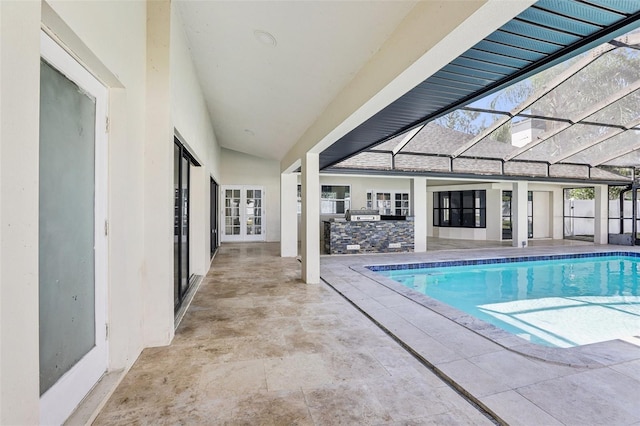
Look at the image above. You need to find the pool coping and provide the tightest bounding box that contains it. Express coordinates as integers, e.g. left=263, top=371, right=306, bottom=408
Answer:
left=360, top=250, right=640, bottom=367
left=320, top=244, right=640, bottom=425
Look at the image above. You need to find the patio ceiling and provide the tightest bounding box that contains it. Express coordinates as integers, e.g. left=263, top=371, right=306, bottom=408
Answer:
left=321, top=0, right=640, bottom=184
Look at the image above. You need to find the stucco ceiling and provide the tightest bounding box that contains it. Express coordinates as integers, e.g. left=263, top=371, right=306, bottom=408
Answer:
left=175, top=0, right=417, bottom=161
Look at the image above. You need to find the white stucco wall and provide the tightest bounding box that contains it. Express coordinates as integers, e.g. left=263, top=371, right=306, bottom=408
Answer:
left=0, top=1, right=223, bottom=423
left=220, top=148, right=281, bottom=242
left=171, top=8, right=222, bottom=277
left=1, top=2, right=42, bottom=423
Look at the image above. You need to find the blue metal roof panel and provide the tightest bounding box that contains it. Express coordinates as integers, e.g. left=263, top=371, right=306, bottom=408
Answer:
left=486, top=31, right=562, bottom=53
left=472, top=40, right=547, bottom=62
left=501, top=20, right=582, bottom=45
left=535, top=0, right=625, bottom=26
left=462, top=48, right=533, bottom=69
left=518, top=8, right=603, bottom=35
left=452, top=56, right=519, bottom=75
left=583, top=0, right=640, bottom=15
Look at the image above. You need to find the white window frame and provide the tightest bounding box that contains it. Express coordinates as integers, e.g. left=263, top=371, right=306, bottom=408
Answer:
left=221, top=185, right=266, bottom=242
left=367, top=190, right=410, bottom=216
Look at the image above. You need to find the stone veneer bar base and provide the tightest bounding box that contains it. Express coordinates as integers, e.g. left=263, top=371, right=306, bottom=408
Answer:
left=323, top=220, right=414, bottom=254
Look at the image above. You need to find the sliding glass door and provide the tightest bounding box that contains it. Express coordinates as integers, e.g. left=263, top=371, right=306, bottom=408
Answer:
left=174, top=140, right=194, bottom=310
left=211, top=177, right=219, bottom=257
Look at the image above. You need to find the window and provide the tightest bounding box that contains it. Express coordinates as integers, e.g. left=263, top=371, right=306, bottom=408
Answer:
left=395, top=193, right=410, bottom=216
left=433, top=190, right=486, bottom=228
left=366, top=190, right=410, bottom=216
left=321, top=185, right=350, bottom=214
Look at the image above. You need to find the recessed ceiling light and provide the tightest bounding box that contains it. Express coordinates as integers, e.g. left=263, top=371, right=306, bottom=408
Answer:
left=244, top=129, right=255, bottom=136
left=254, top=30, right=277, bottom=47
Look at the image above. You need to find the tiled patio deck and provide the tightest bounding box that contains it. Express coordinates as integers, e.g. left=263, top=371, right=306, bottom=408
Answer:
left=93, top=243, right=493, bottom=425
left=93, top=240, right=640, bottom=425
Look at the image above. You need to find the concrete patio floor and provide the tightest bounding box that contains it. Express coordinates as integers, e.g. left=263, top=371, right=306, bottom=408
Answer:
left=93, top=242, right=494, bottom=425
left=92, top=240, right=640, bottom=425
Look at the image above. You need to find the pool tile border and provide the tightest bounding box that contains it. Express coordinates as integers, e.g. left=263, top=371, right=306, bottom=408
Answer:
left=365, top=251, right=640, bottom=272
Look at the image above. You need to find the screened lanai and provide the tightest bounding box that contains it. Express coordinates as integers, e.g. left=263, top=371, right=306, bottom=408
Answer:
left=329, top=28, right=640, bottom=184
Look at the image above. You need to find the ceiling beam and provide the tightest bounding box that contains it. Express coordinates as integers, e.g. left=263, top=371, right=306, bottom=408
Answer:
left=392, top=124, right=424, bottom=156
left=591, top=137, right=640, bottom=166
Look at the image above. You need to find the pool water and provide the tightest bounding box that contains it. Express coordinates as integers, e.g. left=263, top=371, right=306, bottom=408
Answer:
left=374, top=255, right=640, bottom=348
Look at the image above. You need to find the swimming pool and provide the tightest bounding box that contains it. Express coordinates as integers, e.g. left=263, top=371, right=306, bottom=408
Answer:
left=369, top=253, right=640, bottom=348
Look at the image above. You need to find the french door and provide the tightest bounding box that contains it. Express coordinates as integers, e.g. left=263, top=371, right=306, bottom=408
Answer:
left=39, top=32, right=108, bottom=424
left=221, top=186, right=265, bottom=242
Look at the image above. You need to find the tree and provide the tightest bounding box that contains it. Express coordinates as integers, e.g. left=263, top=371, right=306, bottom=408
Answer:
left=434, top=109, right=480, bottom=134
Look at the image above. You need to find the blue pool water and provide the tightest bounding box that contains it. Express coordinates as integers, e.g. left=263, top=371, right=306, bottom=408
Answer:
left=371, top=254, right=640, bottom=348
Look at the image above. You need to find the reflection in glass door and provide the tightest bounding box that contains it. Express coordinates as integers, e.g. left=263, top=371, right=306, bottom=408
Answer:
left=222, top=186, right=265, bottom=242
left=211, top=178, right=219, bottom=257
left=224, top=189, right=241, bottom=237
left=174, top=139, right=196, bottom=311
left=502, top=191, right=534, bottom=240
left=245, top=189, right=263, bottom=237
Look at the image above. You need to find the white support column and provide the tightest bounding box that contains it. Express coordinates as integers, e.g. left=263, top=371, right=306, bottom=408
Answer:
left=280, top=172, right=298, bottom=257
left=486, top=189, right=502, bottom=241
left=189, top=166, right=207, bottom=276
left=411, top=177, right=427, bottom=252
left=301, top=153, right=320, bottom=283
left=143, top=0, right=174, bottom=346
left=594, top=184, right=608, bottom=244
left=551, top=187, right=564, bottom=239
left=512, top=181, right=529, bottom=248
left=0, top=2, right=41, bottom=423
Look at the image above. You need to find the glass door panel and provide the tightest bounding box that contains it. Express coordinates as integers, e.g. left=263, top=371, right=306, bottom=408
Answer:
left=40, top=58, right=96, bottom=396
left=174, top=144, right=180, bottom=306
left=225, top=189, right=241, bottom=237
left=502, top=191, right=512, bottom=240
left=210, top=178, right=219, bottom=256
left=245, top=189, right=263, bottom=237
left=173, top=140, right=194, bottom=311
left=39, top=32, right=108, bottom=425
left=180, top=157, right=190, bottom=296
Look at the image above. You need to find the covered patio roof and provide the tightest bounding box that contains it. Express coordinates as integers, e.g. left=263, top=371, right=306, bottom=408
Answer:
left=321, top=0, right=640, bottom=184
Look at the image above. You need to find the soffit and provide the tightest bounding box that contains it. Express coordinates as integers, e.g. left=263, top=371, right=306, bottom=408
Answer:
left=175, top=0, right=417, bottom=161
